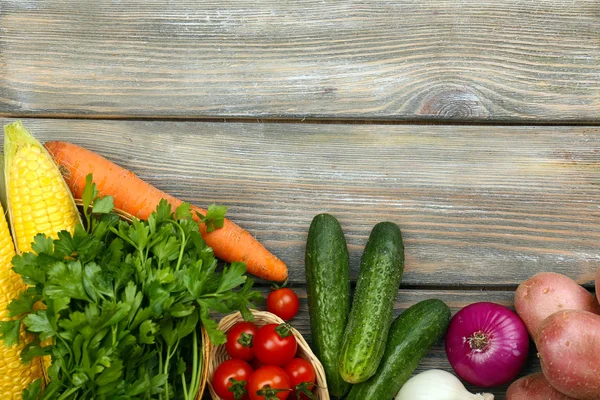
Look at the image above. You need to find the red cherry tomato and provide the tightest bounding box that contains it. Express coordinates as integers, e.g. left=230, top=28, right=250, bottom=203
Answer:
left=267, top=288, right=300, bottom=321
left=212, top=359, right=253, bottom=400
left=226, top=321, right=258, bottom=361
left=248, top=365, right=291, bottom=400
left=284, top=358, right=316, bottom=400
left=253, top=323, right=298, bottom=366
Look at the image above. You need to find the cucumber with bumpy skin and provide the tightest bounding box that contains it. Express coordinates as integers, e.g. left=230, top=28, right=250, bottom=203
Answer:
left=339, top=221, right=404, bottom=384
left=304, top=214, right=352, bottom=397
left=346, top=299, right=451, bottom=399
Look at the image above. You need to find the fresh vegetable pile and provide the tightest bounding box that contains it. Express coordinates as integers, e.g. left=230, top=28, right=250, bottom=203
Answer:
left=0, top=121, right=289, bottom=399
left=2, top=121, right=599, bottom=400
left=1, top=175, right=263, bottom=399
left=302, top=213, right=600, bottom=400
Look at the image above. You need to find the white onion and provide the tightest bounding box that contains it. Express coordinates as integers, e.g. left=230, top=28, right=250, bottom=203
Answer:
left=395, top=370, right=494, bottom=400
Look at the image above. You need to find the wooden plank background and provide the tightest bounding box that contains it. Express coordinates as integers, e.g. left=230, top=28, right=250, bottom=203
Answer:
left=1, top=0, right=599, bottom=398
left=1, top=119, right=598, bottom=288
left=0, top=0, right=598, bottom=121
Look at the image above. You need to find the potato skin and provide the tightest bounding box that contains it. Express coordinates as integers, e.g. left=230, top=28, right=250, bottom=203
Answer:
left=596, top=268, right=600, bottom=305
left=515, top=272, right=600, bottom=339
left=537, top=310, right=600, bottom=400
left=506, top=373, right=575, bottom=400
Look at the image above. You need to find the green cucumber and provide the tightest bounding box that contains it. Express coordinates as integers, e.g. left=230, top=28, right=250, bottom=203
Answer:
left=339, top=221, right=404, bottom=384
left=346, top=299, right=451, bottom=400
left=304, top=214, right=352, bottom=397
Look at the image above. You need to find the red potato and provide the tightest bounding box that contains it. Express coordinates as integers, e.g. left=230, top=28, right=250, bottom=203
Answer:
left=596, top=268, right=600, bottom=305
left=514, top=272, right=600, bottom=339
left=506, top=373, right=576, bottom=400
left=537, top=310, right=600, bottom=400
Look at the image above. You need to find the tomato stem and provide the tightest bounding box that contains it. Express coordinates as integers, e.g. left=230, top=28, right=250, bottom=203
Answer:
left=271, top=279, right=289, bottom=290
left=256, top=384, right=291, bottom=400
left=238, top=332, right=253, bottom=348
left=228, top=378, right=248, bottom=400
left=275, top=323, right=293, bottom=338
left=295, top=381, right=316, bottom=400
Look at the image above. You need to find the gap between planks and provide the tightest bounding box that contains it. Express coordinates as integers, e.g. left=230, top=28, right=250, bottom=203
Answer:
left=1, top=113, right=599, bottom=127
left=255, top=282, right=597, bottom=292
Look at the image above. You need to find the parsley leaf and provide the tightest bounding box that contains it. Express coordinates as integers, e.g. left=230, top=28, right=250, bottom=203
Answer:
left=175, top=310, right=199, bottom=341
left=175, top=202, right=192, bottom=220
left=81, top=174, right=97, bottom=213
left=199, top=203, right=227, bottom=233
left=95, top=357, right=124, bottom=386
left=217, top=262, right=248, bottom=293
left=199, top=306, right=226, bottom=345
left=153, top=199, right=173, bottom=224
left=21, top=379, right=43, bottom=400
left=82, top=263, right=113, bottom=303
left=52, top=230, right=77, bottom=259
left=128, top=218, right=150, bottom=251
left=152, top=235, right=180, bottom=266
left=138, top=320, right=158, bottom=345
left=12, top=252, right=46, bottom=285
left=45, top=261, right=90, bottom=301
left=7, top=287, right=40, bottom=317
left=0, top=318, right=22, bottom=346
left=31, top=233, right=54, bottom=255
left=92, top=195, right=114, bottom=214
left=23, top=311, right=54, bottom=341
left=21, top=340, right=52, bottom=363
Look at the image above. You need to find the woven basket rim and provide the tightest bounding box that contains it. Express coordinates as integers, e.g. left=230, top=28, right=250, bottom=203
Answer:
left=204, top=310, right=330, bottom=400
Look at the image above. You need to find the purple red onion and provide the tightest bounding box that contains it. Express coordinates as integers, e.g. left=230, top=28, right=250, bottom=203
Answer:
left=445, top=302, right=529, bottom=388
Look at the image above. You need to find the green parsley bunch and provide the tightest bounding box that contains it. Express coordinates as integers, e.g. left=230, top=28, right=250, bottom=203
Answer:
left=1, top=175, right=262, bottom=400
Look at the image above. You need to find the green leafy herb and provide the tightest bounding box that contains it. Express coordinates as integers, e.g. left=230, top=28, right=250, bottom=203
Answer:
left=22, top=379, right=43, bottom=400
left=0, top=176, right=260, bottom=400
left=198, top=203, right=227, bottom=233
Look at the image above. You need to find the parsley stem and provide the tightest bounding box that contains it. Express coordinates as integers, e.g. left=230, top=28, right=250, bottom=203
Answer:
left=112, top=325, right=117, bottom=346
left=57, top=386, right=80, bottom=400
left=188, top=326, right=200, bottom=400
left=109, top=226, right=138, bottom=249
left=157, top=340, right=164, bottom=400
left=164, top=340, right=179, bottom=400
left=51, top=335, right=75, bottom=384
left=181, top=370, right=189, bottom=400
left=173, top=221, right=187, bottom=272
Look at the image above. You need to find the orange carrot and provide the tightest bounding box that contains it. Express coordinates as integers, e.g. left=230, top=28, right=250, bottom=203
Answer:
left=44, top=141, right=288, bottom=282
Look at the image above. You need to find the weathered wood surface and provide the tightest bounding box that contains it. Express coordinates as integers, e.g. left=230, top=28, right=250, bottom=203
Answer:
left=204, top=288, right=538, bottom=399
left=2, top=118, right=598, bottom=288
left=1, top=0, right=599, bottom=122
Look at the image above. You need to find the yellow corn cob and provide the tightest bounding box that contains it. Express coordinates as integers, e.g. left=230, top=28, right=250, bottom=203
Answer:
left=0, top=199, right=45, bottom=398
left=4, top=121, right=81, bottom=254
left=3, top=121, right=82, bottom=387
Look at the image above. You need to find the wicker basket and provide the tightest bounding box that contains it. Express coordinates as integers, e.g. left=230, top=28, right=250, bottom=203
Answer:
left=205, top=310, right=330, bottom=400
left=197, top=327, right=212, bottom=399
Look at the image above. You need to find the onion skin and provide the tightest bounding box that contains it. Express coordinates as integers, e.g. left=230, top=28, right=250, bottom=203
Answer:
left=514, top=272, right=600, bottom=340
left=445, top=302, right=529, bottom=388
left=506, top=373, right=575, bottom=400
left=537, top=310, right=600, bottom=400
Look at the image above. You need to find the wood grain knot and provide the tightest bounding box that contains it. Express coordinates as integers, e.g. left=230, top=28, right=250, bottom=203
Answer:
left=418, top=86, right=489, bottom=119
